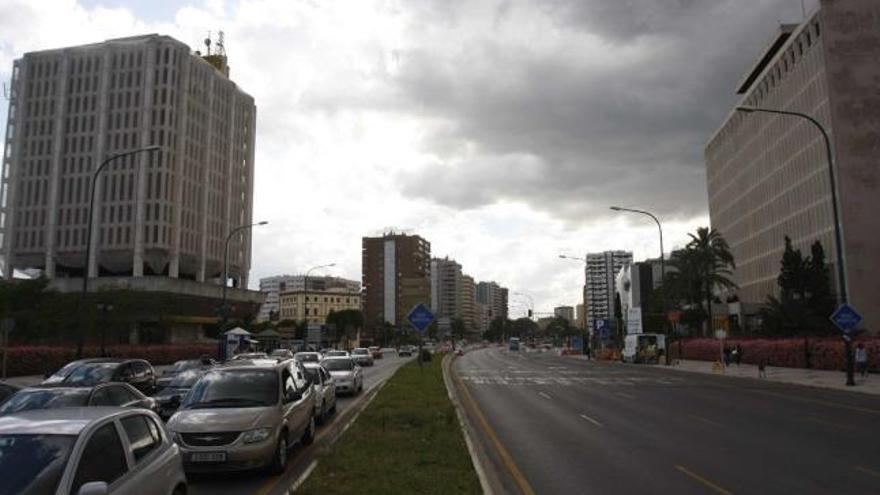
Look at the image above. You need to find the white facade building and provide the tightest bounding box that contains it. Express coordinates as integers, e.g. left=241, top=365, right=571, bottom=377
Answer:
left=585, top=250, right=632, bottom=330
left=1, top=34, right=256, bottom=288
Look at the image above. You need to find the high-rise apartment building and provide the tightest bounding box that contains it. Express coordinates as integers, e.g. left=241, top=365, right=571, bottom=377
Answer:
left=362, top=232, right=431, bottom=336
left=460, top=274, right=476, bottom=331
left=0, top=34, right=256, bottom=288
left=430, top=257, right=462, bottom=320
left=706, top=0, right=880, bottom=329
left=554, top=306, right=574, bottom=323
left=476, top=281, right=509, bottom=323
left=585, top=250, right=632, bottom=330
left=258, top=274, right=360, bottom=322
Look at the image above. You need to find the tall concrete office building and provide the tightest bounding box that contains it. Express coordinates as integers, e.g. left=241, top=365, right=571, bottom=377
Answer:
left=554, top=306, right=575, bottom=323
left=0, top=34, right=256, bottom=289
left=706, top=0, right=880, bottom=330
left=460, top=274, right=476, bottom=331
left=585, top=250, right=632, bottom=330
left=476, top=280, right=509, bottom=323
left=362, top=232, right=431, bottom=337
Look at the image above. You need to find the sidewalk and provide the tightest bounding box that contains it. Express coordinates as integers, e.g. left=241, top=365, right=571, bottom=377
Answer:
left=656, top=359, right=880, bottom=395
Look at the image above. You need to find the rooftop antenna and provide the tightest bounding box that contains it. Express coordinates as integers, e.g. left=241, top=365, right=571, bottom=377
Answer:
left=204, top=31, right=212, bottom=56
left=217, top=30, right=226, bottom=57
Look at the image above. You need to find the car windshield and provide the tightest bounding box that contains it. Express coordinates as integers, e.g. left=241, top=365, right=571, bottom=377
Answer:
left=171, top=360, right=198, bottom=373
left=168, top=369, right=203, bottom=388
left=295, top=353, right=319, bottom=362
left=42, top=361, right=86, bottom=384
left=183, top=370, right=278, bottom=409
left=0, top=389, right=91, bottom=415
left=326, top=351, right=347, bottom=357
left=61, top=363, right=118, bottom=385
left=321, top=359, right=354, bottom=371
left=352, top=349, right=368, bottom=355
left=0, top=434, right=76, bottom=495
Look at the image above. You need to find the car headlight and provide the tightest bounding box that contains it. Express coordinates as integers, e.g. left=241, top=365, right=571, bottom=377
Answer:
left=241, top=427, right=273, bottom=444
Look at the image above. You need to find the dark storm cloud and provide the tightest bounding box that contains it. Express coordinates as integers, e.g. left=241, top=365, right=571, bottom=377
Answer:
left=386, top=0, right=809, bottom=223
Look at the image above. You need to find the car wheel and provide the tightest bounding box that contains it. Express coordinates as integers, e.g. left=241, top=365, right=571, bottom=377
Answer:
left=269, top=434, right=288, bottom=474
left=172, top=483, right=187, bottom=495
left=329, top=398, right=337, bottom=415
left=301, top=416, right=315, bottom=446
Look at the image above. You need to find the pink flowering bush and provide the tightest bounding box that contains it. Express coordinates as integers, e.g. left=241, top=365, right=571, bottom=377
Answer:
left=669, top=337, right=880, bottom=371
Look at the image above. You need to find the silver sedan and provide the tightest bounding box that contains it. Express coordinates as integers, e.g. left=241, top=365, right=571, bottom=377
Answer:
left=0, top=407, right=187, bottom=495
left=320, top=357, right=364, bottom=395
left=302, top=363, right=337, bottom=424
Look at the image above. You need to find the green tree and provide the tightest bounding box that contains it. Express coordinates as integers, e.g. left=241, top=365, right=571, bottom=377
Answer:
left=484, top=317, right=507, bottom=342
left=666, top=227, right=737, bottom=336
left=509, top=317, right=538, bottom=339
left=451, top=318, right=467, bottom=341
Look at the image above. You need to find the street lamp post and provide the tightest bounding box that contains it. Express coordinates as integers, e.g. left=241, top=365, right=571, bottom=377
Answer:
left=303, top=263, right=336, bottom=344
left=220, top=221, right=269, bottom=335
left=609, top=206, right=669, bottom=365
left=78, top=145, right=160, bottom=358
left=736, top=105, right=854, bottom=386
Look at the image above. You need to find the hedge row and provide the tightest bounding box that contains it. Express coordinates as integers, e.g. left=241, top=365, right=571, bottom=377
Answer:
left=668, top=337, right=880, bottom=371
left=2, top=344, right=218, bottom=377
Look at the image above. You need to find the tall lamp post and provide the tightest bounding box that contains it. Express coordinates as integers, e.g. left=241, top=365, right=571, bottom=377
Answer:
left=303, top=263, right=336, bottom=343
left=609, top=206, right=669, bottom=365
left=559, top=254, right=591, bottom=356
left=220, top=221, right=269, bottom=335
left=78, top=145, right=160, bottom=358
left=736, top=105, right=853, bottom=385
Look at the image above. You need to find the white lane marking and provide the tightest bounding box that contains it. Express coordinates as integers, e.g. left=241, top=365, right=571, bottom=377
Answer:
left=538, top=391, right=552, bottom=400
left=615, top=392, right=635, bottom=400
left=289, top=460, right=318, bottom=492
left=688, top=414, right=724, bottom=428
left=579, top=413, right=603, bottom=427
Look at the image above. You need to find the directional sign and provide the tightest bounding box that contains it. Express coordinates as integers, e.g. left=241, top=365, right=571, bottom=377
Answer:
left=831, top=303, right=862, bottom=333
left=406, top=303, right=435, bottom=334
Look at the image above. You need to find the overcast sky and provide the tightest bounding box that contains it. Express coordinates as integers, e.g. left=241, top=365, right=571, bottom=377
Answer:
left=0, top=0, right=816, bottom=316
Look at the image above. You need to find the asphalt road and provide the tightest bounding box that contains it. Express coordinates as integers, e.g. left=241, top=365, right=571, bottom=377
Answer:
left=188, top=351, right=412, bottom=495
left=455, top=346, right=880, bottom=495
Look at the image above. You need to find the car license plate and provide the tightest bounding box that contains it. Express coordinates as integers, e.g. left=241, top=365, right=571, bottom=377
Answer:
left=190, top=452, right=226, bottom=462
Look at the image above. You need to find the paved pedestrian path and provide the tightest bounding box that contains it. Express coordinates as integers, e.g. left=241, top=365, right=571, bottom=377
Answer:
left=656, top=359, right=880, bottom=395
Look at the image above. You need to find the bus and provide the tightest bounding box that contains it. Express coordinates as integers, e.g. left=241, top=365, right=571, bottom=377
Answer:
left=509, top=337, right=521, bottom=351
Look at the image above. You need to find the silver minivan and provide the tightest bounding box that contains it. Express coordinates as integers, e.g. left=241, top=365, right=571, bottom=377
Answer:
left=0, top=407, right=187, bottom=495
left=167, top=359, right=316, bottom=474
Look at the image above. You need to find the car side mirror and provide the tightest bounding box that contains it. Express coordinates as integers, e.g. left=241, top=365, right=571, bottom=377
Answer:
left=78, top=481, right=109, bottom=495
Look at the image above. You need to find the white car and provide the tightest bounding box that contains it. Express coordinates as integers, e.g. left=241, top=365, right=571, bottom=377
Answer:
left=302, top=363, right=337, bottom=424
left=0, top=407, right=187, bottom=495
left=320, top=357, right=363, bottom=395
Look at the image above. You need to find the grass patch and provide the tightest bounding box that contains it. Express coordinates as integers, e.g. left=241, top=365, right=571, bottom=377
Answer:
left=299, top=356, right=482, bottom=495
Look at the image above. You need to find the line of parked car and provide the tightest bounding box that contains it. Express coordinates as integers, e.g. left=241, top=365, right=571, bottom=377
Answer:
left=0, top=346, right=390, bottom=495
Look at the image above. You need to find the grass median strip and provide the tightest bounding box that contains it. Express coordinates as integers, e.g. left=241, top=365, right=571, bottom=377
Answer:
left=298, top=357, right=482, bottom=495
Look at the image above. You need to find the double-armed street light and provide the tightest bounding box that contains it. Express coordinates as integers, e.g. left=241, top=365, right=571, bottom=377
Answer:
left=736, top=105, right=854, bottom=386
left=220, top=221, right=269, bottom=334
left=609, top=206, right=670, bottom=365
left=78, top=145, right=161, bottom=357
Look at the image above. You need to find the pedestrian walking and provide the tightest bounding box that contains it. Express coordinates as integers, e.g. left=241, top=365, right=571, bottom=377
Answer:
left=723, top=346, right=731, bottom=367
left=735, top=344, right=743, bottom=366
left=585, top=344, right=592, bottom=361
left=758, top=356, right=767, bottom=379
left=855, top=343, right=869, bottom=379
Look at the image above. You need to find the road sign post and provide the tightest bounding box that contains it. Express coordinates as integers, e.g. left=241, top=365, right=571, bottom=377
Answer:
left=407, top=304, right=435, bottom=367
left=830, top=303, right=863, bottom=386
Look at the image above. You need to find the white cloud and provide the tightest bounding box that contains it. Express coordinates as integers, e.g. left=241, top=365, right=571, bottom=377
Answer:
left=2, top=0, right=811, bottom=314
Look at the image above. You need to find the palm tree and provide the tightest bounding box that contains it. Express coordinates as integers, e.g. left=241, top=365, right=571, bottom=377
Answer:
left=667, top=227, right=737, bottom=336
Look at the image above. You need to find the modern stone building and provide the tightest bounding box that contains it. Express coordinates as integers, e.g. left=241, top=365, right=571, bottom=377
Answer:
left=258, top=274, right=360, bottom=322
left=460, top=274, right=476, bottom=332
left=476, top=280, right=509, bottom=324
left=554, top=305, right=575, bottom=323
left=278, top=287, right=361, bottom=326
left=705, top=0, right=880, bottom=331
left=430, top=257, right=462, bottom=321
left=585, top=250, right=632, bottom=330
left=362, top=232, right=431, bottom=337
left=1, top=34, right=256, bottom=288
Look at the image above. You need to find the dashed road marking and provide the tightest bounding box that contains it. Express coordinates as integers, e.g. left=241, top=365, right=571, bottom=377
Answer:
left=675, top=465, right=734, bottom=495
left=538, top=391, right=552, bottom=400
left=615, top=392, right=636, bottom=400
left=579, top=413, right=603, bottom=427
left=688, top=414, right=724, bottom=428
left=855, top=465, right=880, bottom=479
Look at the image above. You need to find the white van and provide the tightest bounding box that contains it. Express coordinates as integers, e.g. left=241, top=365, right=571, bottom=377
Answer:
left=622, top=334, right=666, bottom=364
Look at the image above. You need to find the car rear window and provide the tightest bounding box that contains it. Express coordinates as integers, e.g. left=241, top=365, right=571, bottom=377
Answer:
left=321, top=359, right=354, bottom=371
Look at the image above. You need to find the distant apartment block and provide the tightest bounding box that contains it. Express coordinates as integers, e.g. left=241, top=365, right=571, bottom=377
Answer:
left=258, top=274, right=360, bottom=322
left=460, top=274, right=476, bottom=331
left=0, top=34, right=256, bottom=288
left=362, top=232, right=431, bottom=337
left=476, top=281, right=509, bottom=324
left=554, top=305, right=574, bottom=323
left=705, top=0, right=880, bottom=329
left=430, top=257, right=462, bottom=320
left=585, top=250, right=632, bottom=330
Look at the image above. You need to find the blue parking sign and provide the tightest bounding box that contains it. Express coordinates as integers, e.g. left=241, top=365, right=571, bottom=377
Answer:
left=831, top=303, right=862, bottom=333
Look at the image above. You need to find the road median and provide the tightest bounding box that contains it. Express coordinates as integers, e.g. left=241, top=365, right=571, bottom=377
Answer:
left=298, top=356, right=482, bottom=494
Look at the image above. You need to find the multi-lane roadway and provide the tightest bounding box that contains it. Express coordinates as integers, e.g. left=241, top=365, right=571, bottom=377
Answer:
left=454, top=346, right=880, bottom=495
left=188, top=351, right=412, bottom=495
